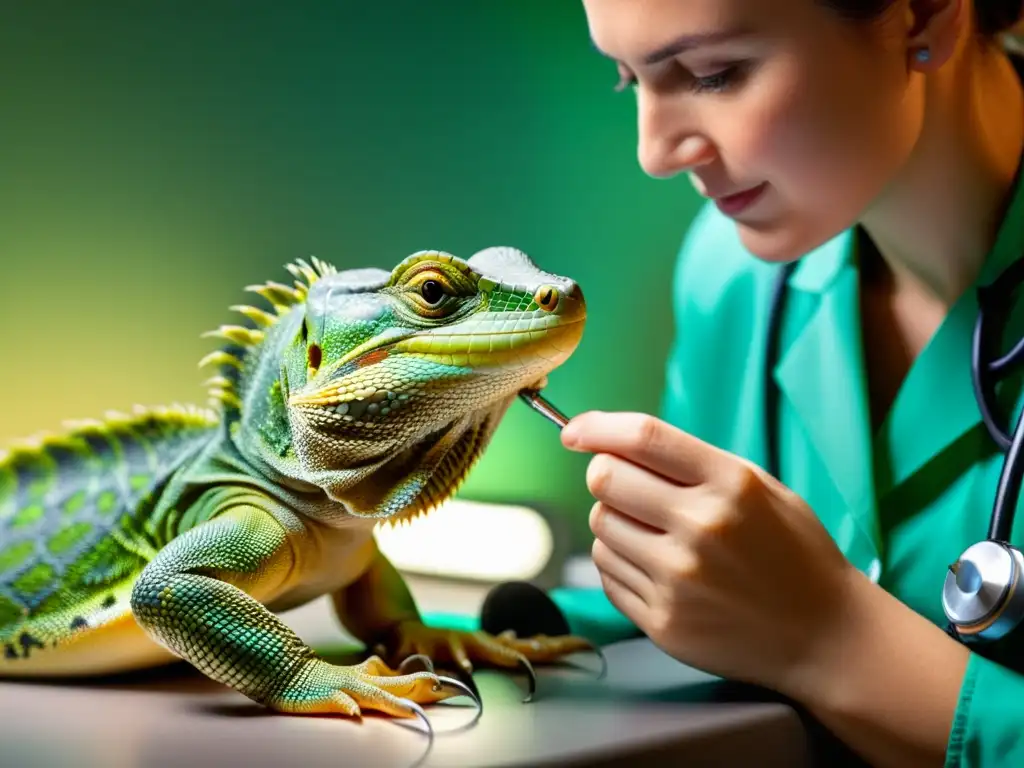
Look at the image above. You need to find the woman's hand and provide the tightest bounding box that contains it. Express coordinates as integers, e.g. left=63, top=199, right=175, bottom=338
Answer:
left=560, top=409, right=863, bottom=699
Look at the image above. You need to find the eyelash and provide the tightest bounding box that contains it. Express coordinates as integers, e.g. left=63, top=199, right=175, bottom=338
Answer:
left=614, top=63, right=748, bottom=95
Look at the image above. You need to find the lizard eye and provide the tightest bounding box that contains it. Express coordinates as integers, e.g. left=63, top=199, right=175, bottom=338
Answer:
left=420, top=280, right=445, bottom=305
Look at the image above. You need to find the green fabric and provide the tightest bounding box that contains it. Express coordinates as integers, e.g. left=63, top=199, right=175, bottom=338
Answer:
left=421, top=610, right=480, bottom=632
left=548, top=163, right=1024, bottom=766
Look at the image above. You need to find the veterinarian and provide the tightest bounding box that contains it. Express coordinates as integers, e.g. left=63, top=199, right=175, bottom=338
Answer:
left=546, top=2, right=1024, bottom=766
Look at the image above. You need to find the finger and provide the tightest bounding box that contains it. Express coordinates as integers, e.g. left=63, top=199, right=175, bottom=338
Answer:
left=562, top=411, right=719, bottom=485
left=598, top=569, right=647, bottom=629
left=586, top=452, right=682, bottom=531
left=591, top=535, right=654, bottom=604
left=589, top=501, right=662, bottom=571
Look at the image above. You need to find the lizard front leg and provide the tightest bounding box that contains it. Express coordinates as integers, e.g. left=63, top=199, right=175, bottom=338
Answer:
left=129, top=496, right=467, bottom=725
left=332, top=541, right=603, bottom=703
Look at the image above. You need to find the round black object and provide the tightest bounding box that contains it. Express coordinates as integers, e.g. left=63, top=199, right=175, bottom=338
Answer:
left=479, top=581, right=571, bottom=638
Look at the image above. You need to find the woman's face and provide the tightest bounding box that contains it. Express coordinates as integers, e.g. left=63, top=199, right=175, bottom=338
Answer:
left=582, top=0, right=925, bottom=261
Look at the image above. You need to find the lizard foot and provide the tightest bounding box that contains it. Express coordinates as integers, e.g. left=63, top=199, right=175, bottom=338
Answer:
left=269, top=654, right=478, bottom=724
left=268, top=655, right=481, bottom=767
left=375, top=620, right=606, bottom=703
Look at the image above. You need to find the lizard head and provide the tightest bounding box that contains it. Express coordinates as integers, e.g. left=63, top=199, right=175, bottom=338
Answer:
left=205, top=248, right=585, bottom=524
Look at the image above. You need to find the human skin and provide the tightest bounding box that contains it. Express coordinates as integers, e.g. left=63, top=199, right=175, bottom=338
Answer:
left=569, top=1, right=1024, bottom=767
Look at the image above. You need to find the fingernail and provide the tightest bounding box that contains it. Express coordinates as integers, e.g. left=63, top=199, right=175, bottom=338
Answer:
left=561, top=421, right=579, bottom=447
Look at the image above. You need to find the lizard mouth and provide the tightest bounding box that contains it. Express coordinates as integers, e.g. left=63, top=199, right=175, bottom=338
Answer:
left=288, top=317, right=585, bottom=410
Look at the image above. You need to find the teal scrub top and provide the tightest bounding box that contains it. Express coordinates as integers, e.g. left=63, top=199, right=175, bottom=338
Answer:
left=546, top=150, right=1024, bottom=767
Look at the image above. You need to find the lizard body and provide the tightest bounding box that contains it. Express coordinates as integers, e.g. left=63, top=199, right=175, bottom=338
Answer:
left=0, top=247, right=589, bottom=723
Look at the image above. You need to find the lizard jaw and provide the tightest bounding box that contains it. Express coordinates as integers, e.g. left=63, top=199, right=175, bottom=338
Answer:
left=286, top=319, right=582, bottom=411
left=525, top=374, right=549, bottom=392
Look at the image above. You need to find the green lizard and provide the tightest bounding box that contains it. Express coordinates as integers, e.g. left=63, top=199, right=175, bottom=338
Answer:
left=0, top=246, right=593, bottom=730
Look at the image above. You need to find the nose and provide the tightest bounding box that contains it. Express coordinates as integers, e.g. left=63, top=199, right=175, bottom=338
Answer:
left=637, top=97, right=715, bottom=179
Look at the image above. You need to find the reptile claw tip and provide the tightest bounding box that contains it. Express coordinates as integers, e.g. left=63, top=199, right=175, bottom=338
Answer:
left=518, top=655, right=537, bottom=703
left=398, top=653, right=435, bottom=675
left=435, top=674, right=483, bottom=731
left=397, top=698, right=435, bottom=768
left=587, top=642, right=609, bottom=680
left=451, top=664, right=481, bottom=705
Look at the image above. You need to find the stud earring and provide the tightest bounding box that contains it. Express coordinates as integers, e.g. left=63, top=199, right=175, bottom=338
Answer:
left=915, top=47, right=931, bottom=63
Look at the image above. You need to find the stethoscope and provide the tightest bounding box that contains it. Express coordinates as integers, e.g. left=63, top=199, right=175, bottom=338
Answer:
left=764, top=252, right=1024, bottom=648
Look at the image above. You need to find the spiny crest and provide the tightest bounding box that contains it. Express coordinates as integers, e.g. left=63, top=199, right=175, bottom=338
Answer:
left=0, top=403, right=218, bottom=467
left=377, top=454, right=477, bottom=530
left=198, top=256, right=338, bottom=414
left=378, top=417, right=491, bottom=529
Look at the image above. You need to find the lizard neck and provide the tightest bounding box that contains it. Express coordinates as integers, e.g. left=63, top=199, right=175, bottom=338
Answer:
left=220, top=308, right=314, bottom=489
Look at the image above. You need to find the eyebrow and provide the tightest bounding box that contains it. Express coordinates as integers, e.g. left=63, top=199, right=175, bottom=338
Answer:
left=591, top=28, right=753, bottom=65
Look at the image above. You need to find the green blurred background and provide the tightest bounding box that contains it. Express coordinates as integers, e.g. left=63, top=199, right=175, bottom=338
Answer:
left=0, top=1, right=704, bottom=553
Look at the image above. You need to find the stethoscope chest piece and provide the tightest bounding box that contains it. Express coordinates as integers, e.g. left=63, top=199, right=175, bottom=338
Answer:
left=943, top=540, right=1024, bottom=642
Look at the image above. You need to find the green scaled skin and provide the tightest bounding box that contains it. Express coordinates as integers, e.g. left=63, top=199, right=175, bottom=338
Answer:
left=0, top=247, right=592, bottom=724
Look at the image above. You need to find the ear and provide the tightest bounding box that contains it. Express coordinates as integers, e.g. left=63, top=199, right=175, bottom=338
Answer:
left=906, top=0, right=965, bottom=71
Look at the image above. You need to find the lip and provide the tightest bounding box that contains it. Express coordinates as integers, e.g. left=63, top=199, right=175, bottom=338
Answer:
left=713, top=182, right=767, bottom=216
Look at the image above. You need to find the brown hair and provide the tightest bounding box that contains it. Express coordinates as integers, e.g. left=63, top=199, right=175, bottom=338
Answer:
left=821, top=0, right=1023, bottom=37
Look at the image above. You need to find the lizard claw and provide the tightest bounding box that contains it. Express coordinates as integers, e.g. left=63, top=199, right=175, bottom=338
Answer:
left=444, top=663, right=482, bottom=708
left=496, top=629, right=605, bottom=683
left=399, top=652, right=481, bottom=711
left=434, top=674, right=483, bottom=731
left=569, top=638, right=608, bottom=680
left=375, top=620, right=601, bottom=706
left=398, top=653, right=435, bottom=675
left=391, top=698, right=435, bottom=768
left=516, top=653, right=538, bottom=703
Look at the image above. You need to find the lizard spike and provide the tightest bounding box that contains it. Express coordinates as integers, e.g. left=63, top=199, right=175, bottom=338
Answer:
left=8, top=431, right=56, bottom=453
left=36, top=432, right=90, bottom=453
left=229, top=304, right=277, bottom=328
left=299, top=257, right=323, bottom=277
left=209, top=388, right=243, bottom=410
left=243, top=285, right=289, bottom=314
left=203, top=376, right=234, bottom=390
left=316, top=256, right=337, bottom=275
left=285, top=260, right=319, bottom=286
left=60, top=417, right=107, bottom=431
left=243, top=281, right=304, bottom=312
left=177, top=403, right=215, bottom=421
left=185, top=403, right=217, bottom=421
left=198, top=350, right=245, bottom=371
left=201, top=325, right=265, bottom=347
left=23, top=431, right=48, bottom=447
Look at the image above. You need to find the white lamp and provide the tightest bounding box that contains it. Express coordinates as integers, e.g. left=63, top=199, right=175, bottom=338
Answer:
left=374, top=498, right=555, bottom=583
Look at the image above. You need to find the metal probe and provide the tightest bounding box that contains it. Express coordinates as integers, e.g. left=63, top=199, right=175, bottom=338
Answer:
left=518, top=389, right=570, bottom=429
